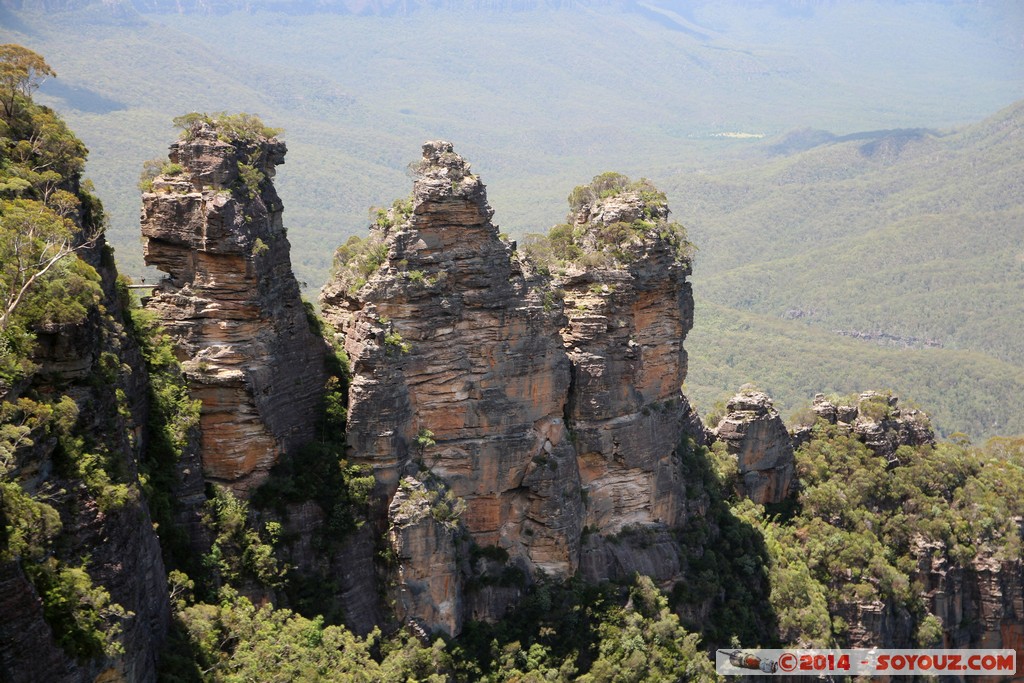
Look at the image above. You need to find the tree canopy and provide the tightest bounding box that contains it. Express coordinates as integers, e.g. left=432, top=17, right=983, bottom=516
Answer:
left=0, top=44, right=55, bottom=121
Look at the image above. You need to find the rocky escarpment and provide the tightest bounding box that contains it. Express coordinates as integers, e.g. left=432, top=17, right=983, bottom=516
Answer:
left=321, top=150, right=701, bottom=633
left=917, top=544, right=1024, bottom=673
left=712, top=389, right=794, bottom=505
left=141, top=121, right=327, bottom=494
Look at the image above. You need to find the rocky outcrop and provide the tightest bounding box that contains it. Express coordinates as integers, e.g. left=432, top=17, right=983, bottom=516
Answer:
left=321, top=151, right=701, bottom=631
left=388, top=475, right=465, bottom=637
left=321, top=142, right=582, bottom=585
left=917, top=541, right=1024, bottom=659
left=713, top=390, right=795, bottom=505
left=832, top=539, right=1024, bottom=681
left=808, top=391, right=934, bottom=462
left=555, top=180, right=698, bottom=533
left=141, top=121, right=327, bottom=494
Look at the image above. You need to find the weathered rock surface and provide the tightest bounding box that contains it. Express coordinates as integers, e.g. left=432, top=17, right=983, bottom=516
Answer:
left=322, top=150, right=701, bottom=633
left=388, top=475, right=465, bottom=637
left=833, top=539, right=1024, bottom=682
left=141, top=122, right=327, bottom=494
left=555, top=187, right=698, bottom=532
left=321, top=142, right=583, bottom=583
left=809, top=391, right=934, bottom=461
left=917, top=541, right=1024, bottom=658
left=714, top=390, right=795, bottom=504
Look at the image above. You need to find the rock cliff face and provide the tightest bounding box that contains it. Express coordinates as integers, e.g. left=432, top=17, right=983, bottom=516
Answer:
left=833, top=539, right=1024, bottom=678
left=321, top=142, right=581, bottom=582
left=556, top=187, right=698, bottom=532
left=919, top=547, right=1024, bottom=673
left=713, top=390, right=794, bottom=505
left=321, top=147, right=701, bottom=631
left=141, top=122, right=327, bottom=494
left=0, top=236, right=170, bottom=681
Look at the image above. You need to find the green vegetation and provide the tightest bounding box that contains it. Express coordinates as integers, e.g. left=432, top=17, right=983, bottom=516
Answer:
left=171, top=111, right=281, bottom=143
left=26, top=558, right=130, bottom=660
left=384, top=329, right=412, bottom=354
left=670, top=437, right=777, bottom=647
left=451, top=575, right=719, bottom=682
left=415, top=427, right=436, bottom=454
left=0, top=53, right=136, bottom=662
left=330, top=234, right=389, bottom=295
left=674, top=102, right=1024, bottom=438
left=522, top=173, right=693, bottom=274
left=0, top=45, right=101, bottom=348
left=396, top=472, right=467, bottom=530
left=746, top=428, right=1024, bottom=647
left=567, top=172, right=665, bottom=214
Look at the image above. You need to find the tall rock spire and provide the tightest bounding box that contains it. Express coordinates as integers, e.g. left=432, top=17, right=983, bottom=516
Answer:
left=141, top=117, right=327, bottom=494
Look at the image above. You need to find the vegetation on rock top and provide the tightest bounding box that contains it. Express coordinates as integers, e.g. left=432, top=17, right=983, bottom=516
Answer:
left=521, top=172, right=693, bottom=274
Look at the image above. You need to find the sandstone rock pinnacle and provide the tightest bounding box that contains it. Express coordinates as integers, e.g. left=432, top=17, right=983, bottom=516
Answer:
left=321, top=149, right=704, bottom=634
left=141, top=118, right=327, bottom=494
left=713, top=389, right=795, bottom=505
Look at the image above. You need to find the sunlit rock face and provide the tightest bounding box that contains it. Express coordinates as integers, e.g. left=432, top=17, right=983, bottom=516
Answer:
left=142, top=122, right=326, bottom=494
left=321, top=143, right=702, bottom=633
left=553, top=180, right=699, bottom=534
left=714, top=390, right=795, bottom=505
left=321, top=141, right=582, bottom=579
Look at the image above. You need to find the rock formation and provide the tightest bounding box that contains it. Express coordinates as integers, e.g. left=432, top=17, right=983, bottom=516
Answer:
left=808, top=391, right=934, bottom=461
left=141, top=120, right=327, bottom=494
left=321, top=142, right=582, bottom=587
left=555, top=180, right=698, bottom=532
left=388, top=474, right=465, bottom=637
left=917, top=544, right=1024, bottom=669
left=713, top=390, right=795, bottom=505
left=321, top=150, right=703, bottom=631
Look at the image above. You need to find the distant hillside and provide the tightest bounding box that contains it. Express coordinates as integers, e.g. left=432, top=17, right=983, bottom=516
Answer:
left=685, top=301, right=1024, bottom=439
left=677, top=101, right=1024, bottom=438
left=672, top=100, right=1024, bottom=364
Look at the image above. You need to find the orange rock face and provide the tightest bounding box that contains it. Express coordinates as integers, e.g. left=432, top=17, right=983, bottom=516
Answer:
left=141, top=122, right=326, bottom=494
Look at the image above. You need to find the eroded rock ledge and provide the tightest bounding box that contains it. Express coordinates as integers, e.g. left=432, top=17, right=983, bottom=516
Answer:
left=141, top=121, right=326, bottom=494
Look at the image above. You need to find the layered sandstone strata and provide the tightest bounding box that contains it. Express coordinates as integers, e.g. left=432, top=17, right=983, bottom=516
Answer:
left=321, top=149, right=703, bottom=629
left=713, top=390, right=795, bottom=505
left=321, top=142, right=582, bottom=579
left=141, top=121, right=326, bottom=494
left=553, top=180, right=699, bottom=532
